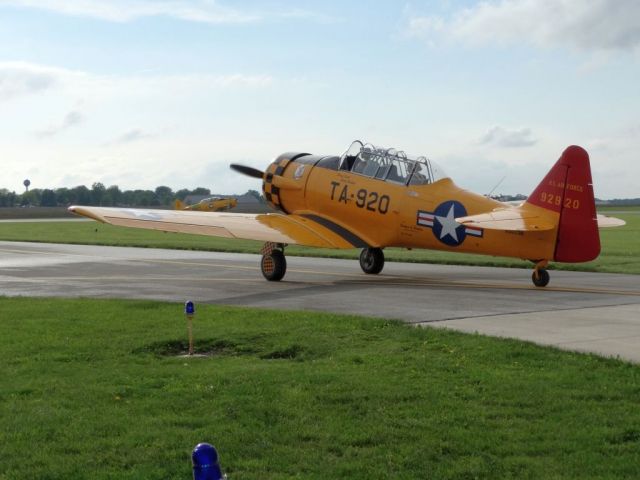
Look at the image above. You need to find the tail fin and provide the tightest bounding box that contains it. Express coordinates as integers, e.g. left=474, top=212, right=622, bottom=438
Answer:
left=526, top=146, right=600, bottom=262
left=174, top=199, right=185, bottom=210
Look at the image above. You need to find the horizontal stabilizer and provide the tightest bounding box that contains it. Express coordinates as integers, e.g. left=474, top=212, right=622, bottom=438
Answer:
left=596, top=214, right=626, bottom=228
left=456, top=206, right=556, bottom=232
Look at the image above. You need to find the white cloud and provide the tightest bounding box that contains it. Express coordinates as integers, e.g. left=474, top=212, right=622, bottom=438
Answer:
left=36, top=110, right=84, bottom=137
left=112, top=128, right=154, bottom=144
left=0, top=61, right=60, bottom=101
left=0, top=0, right=259, bottom=23
left=0, top=61, right=281, bottom=193
left=479, top=126, right=537, bottom=148
left=0, top=61, right=273, bottom=100
left=274, top=7, right=342, bottom=24
left=0, top=0, right=340, bottom=25
left=405, top=0, right=640, bottom=52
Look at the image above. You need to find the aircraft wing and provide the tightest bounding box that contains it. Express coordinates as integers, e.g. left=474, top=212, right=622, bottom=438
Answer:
left=68, top=206, right=361, bottom=249
left=456, top=207, right=556, bottom=232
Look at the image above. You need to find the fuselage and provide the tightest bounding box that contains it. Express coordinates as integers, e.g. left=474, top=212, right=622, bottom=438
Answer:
left=260, top=152, right=558, bottom=262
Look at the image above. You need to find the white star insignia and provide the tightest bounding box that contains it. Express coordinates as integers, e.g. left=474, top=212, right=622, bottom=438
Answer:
left=435, top=204, right=460, bottom=242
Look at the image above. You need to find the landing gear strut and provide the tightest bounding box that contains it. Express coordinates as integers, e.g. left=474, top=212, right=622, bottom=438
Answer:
left=260, top=242, right=286, bottom=281
left=359, top=247, right=384, bottom=275
left=531, top=260, right=550, bottom=287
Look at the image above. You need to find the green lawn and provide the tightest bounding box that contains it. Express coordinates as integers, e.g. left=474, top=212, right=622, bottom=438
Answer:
left=1, top=298, right=640, bottom=479
left=0, top=210, right=638, bottom=274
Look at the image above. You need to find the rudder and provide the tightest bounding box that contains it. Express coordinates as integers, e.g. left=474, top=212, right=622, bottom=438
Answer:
left=526, top=146, right=600, bottom=262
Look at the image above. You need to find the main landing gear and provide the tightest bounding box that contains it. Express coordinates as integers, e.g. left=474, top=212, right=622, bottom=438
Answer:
left=260, top=242, right=287, bottom=281
left=260, top=243, right=385, bottom=281
left=359, top=247, right=384, bottom=275
left=531, top=260, right=550, bottom=287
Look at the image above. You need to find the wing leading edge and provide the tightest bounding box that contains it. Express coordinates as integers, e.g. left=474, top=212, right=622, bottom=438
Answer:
left=68, top=206, right=362, bottom=249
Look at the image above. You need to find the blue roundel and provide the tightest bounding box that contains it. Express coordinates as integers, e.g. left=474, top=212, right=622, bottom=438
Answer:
left=431, top=200, right=468, bottom=247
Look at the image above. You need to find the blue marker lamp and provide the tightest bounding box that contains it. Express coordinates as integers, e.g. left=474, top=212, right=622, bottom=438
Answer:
left=185, top=300, right=195, bottom=316
left=192, top=443, right=224, bottom=480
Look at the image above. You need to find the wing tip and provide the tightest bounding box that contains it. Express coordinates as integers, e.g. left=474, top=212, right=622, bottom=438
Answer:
left=68, top=205, right=106, bottom=223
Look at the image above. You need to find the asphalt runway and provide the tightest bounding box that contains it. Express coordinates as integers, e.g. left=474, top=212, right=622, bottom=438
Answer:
left=1, top=241, right=639, bottom=362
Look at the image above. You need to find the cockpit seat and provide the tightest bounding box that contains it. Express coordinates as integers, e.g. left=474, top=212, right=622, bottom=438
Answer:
left=341, top=155, right=356, bottom=171
left=353, top=159, right=367, bottom=173
left=362, top=162, right=379, bottom=177
left=386, top=165, right=404, bottom=183
left=375, top=165, right=391, bottom=179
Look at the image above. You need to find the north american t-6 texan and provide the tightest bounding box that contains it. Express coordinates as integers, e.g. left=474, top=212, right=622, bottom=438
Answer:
left=70, top=140, right=625, bottom=287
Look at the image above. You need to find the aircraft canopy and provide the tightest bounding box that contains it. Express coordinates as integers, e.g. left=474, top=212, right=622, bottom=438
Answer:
left=339, top=140, right=448, bottom=185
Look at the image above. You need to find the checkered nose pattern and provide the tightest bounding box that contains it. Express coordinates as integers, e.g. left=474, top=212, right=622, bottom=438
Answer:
left=262, top=157, right=291, bottom=211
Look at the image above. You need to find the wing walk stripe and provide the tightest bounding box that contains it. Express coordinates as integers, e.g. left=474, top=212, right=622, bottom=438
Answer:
left=300, top=214, right=369, bottom=248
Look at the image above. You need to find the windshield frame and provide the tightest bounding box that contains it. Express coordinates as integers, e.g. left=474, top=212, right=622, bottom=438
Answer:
left=339, top=140, right=447, bottom=186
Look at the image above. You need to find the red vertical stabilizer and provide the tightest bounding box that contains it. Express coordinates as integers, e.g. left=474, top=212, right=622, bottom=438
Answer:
left=526, top=146, right=600, bottom=262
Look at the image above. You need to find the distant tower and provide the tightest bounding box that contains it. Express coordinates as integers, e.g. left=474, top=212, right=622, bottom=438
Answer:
left=23, top=179, right=31, bottom=192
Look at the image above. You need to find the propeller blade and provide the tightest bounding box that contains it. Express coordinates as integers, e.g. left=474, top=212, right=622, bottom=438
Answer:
left=230, top=164, right=264, bottom=179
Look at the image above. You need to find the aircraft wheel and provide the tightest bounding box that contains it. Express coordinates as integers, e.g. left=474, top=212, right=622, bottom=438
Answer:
left=261, top=250, right=286, bottom=281
left=532, top=269, right=550, bottom=287
left=359, top=248, right=384, bottom=275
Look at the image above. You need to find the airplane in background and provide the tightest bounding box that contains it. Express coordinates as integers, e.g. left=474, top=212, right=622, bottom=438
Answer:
left=69, top=141, right=625, bottom=287
left=174, top=197, right=237, bottom=212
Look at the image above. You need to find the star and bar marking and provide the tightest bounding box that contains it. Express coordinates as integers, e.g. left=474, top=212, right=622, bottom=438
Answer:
left=417, top=200, right=483, bottom=247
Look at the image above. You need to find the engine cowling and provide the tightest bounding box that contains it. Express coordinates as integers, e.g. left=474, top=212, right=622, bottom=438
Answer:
left=262, top=152, right=313, bottom=213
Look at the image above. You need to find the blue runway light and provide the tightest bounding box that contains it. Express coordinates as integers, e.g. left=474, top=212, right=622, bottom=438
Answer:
left=185, top=300, right=195, bottom=316
left=192, top=443, right=224, bottom=480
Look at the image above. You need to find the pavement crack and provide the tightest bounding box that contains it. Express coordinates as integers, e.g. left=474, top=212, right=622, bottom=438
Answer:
left=412, top=301, right=640, bottom=325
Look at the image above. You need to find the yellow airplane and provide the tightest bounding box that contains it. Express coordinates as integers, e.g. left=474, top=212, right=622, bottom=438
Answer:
left=174, top=197, right=237, bottom=212
left=69, top=141, right=624, bottom=287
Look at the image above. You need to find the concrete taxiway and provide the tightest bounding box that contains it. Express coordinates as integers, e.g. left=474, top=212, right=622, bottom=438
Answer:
left=1, top=241, right=639, bottom=362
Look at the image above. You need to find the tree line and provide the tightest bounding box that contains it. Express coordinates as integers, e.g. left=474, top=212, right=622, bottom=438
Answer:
left=0, top=183, right=261, bottom=208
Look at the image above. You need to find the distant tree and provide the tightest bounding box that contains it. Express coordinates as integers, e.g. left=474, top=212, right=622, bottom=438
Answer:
left=0, top=189, right=17, bottom=207
left=191, top=187, right=211, bottom=196
left=71, top=185, right=91, bottom=204
left=246, top=189, right=264, bottom=203
left=175, top=188, right=191, bottom=201
left=121, top=189, right=134, bottom=206
left=55, top=188, right=71, bottom=206
left=154, top=185, right=174, bottom=206
left=130, top=189, right=157, bottom=206
left=91, top=182, right=107, bottom=205
left=106, top=185, right=122, bottom=206
left=40, top=189, right=57, bottom=207
left=21, top=188, right=41, bottom=206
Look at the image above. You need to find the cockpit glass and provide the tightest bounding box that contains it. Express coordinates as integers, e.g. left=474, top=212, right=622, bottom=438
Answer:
left=340, top=140, right=448, bottom=185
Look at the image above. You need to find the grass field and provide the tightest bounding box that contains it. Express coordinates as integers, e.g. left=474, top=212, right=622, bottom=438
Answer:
left=1, top=298, right=640, bottom=479
left=0, top=209, right=638, bottom=274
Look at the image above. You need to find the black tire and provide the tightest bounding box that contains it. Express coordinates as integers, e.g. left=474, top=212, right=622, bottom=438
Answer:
left=532, top=269, right=550, bottom=287
left=261, top=250, right=286, bottom=281
left=359, top=248, right=384, bottom=275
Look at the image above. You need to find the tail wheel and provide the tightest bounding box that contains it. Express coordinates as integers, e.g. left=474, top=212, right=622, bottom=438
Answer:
left=261, top=250, right=286, bottom=281
left=359, top=248, right=384, bottom=275
left=532, top=269, right=550, bottom=287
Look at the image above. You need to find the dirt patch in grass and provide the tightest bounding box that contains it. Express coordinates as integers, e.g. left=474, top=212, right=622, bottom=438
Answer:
left=136, top=338, right=311, bottom=361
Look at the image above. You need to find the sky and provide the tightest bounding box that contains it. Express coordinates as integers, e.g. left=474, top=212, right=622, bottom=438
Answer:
left=1, top=0, right=639, bottom=199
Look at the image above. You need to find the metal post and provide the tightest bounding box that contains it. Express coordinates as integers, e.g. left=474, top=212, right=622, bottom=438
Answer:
left=185, top=300, right=195, bottom=356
